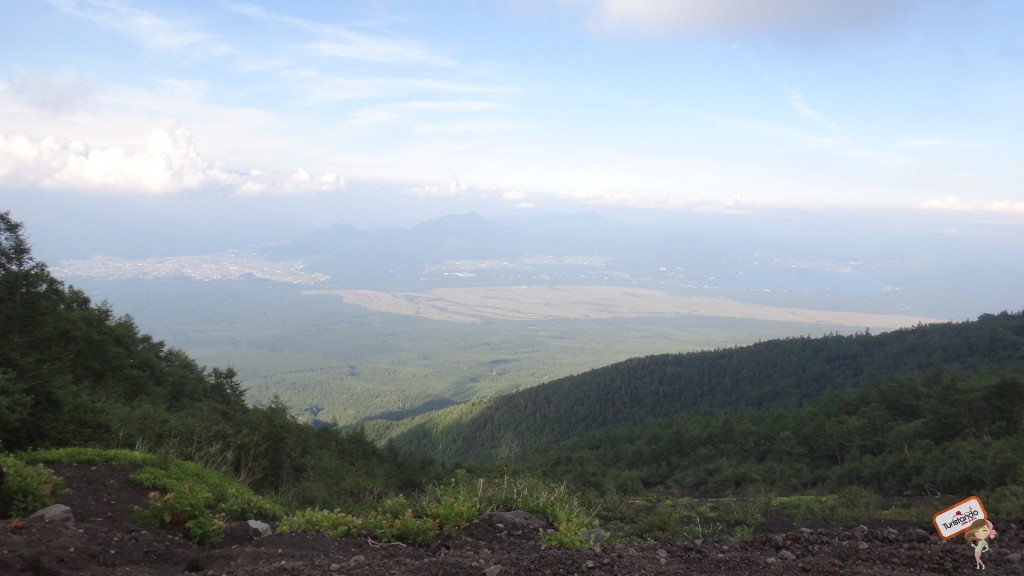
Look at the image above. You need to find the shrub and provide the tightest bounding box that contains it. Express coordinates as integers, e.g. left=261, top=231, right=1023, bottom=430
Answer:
left=420, top=473, right=485, bottom=532
left=425, top=492, right=479, bottom=532
left=277, top=508, right=363, bottom=538
left=132, top=484, right=225, bottom=546
left=985, top=485, right=1024, bottom=519
left=365, top=495, right=439, bottom=545
left=769, top=495, right=839, bottom=523
left=730, top=524, right=755, bottom=540
left=538, top=515, right=594, bottom=550
left=0, top=454, right=67, bottom=517
left=835, top=486, right=878, bottom=523
left=131, top=459, right=283, bottom=520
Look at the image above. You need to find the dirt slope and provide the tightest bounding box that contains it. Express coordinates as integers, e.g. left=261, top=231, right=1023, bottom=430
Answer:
left=1, top=463, right=1020, bottom=575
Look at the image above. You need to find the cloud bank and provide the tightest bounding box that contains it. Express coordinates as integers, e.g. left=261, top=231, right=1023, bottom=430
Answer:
left=0, top=124, right=344, bottom=195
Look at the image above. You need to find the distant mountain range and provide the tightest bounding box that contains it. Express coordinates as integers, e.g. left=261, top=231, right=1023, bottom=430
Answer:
left=4, top=186, right=1019, bottom=315
left=42, top=202, right=1024, bottom=319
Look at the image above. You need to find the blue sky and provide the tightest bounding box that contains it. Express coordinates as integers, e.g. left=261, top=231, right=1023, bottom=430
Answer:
left=1, top=0, right=1023, bottom=215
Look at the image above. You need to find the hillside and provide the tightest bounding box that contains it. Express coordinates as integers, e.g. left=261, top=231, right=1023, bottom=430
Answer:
left=0, top=211, right=438, bottom=509
left=384, top=312, right=1024, bottom=464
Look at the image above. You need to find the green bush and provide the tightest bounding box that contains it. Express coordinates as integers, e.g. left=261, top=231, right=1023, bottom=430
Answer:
left=133, top=484, right=225, bottom=546
left=767, top=488, right=880, bottom=524
left=0, top=454, right=67, bottom=517
left=418, top=472, right=601, bottom=548
left=131, top=459, right=284, bottom=520
left=278, top=508, right=363, bottom=538
left=420, top=473, right=485, bottom=532
left=836, top=486, right=879, bottom=523
left=985, top=485, right=1024, bottom=519
left=365, top=494, right=439, bottom=545
left=538, top=514, right=594, bottom=550
left=602, top=497, right=732, bottom=543
left=425, top=491, right=479, bottom=532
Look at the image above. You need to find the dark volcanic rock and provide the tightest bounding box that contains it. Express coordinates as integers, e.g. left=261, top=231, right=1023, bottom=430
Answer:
left=0, top=464, right=1020, bottom=576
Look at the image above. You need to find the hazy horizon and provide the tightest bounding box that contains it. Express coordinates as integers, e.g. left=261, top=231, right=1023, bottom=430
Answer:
left=2, top=1, right=1023, bottom=217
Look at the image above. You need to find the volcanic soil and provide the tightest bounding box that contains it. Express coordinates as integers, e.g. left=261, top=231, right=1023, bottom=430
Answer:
left=1, top=463, right=1021, bottom=575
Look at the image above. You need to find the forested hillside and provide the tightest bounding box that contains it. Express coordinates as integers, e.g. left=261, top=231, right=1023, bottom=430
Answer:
left=0, top=211, right=440, bottom=508
left=385, top=312, right=1024, bottom=464
left=527, top=366, right=1024, bottom=497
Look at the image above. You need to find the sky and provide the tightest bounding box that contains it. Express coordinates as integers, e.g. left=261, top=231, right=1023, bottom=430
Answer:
left=1, top=0, right=1023, bottom=216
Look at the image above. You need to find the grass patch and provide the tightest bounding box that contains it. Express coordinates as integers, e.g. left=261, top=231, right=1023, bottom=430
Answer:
left=131, top=458, right=285, bottom=521
left=277, top=471, right=601, bottom=548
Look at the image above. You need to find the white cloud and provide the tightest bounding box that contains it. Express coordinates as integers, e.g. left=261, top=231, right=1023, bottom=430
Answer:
left=920, top=195, right=972, bottom=211
left=502, top=189, right=530, bottom=201
left=46, top=124, right=226, bottom=192
left=0, top=124, right=345, bottom=195
left=412, top=173, right=470, bottom=197
left=985, top=200, right=1024, bottom=214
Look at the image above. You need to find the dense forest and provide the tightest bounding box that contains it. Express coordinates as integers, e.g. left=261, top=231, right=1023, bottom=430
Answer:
left=0, top=211, right=441, bottom=510
left=384, top=312, right=1024, bottom=464
left=527, top=366, right=1024, bottom=497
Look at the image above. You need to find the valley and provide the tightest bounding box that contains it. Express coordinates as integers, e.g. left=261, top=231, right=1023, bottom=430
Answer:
left=64, top=274, right=938, bottom=428
left=51, top=209, right=1012, bottom=429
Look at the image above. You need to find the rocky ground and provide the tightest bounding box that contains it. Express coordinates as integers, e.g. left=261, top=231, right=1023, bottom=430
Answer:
left=1, top=463, right=1022, bottom=575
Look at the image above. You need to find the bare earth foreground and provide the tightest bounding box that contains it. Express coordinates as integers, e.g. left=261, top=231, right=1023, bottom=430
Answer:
left=2, top=464, right=1022, bottom=575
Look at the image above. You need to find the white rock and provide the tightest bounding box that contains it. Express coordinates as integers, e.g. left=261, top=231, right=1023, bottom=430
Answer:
left=30, top=504, right=74, bottom=526
left=247, top=519, right=272, bottom=538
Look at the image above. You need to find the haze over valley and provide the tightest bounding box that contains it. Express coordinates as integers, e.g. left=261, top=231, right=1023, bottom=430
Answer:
left=6, top=195, right=1018, bottom=426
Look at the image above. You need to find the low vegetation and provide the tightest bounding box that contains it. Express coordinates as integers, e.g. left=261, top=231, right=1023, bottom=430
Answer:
left=14, top=446, right=1019, bottom=548
left=6, top=448, right=599, bottom=548
left=0, top=453, right=67, bottom=518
